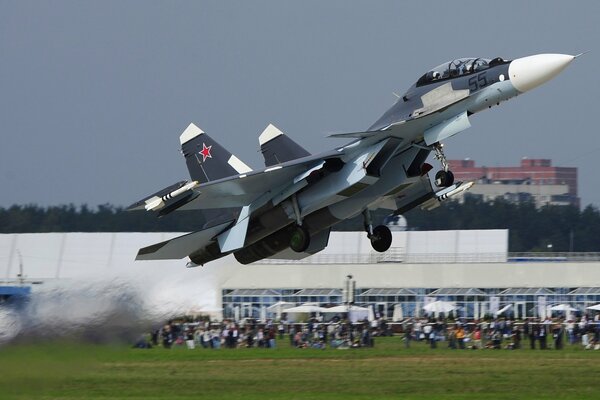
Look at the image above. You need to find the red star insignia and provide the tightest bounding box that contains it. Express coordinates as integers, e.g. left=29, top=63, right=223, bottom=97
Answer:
left=199, top=143, right=212, bottom=162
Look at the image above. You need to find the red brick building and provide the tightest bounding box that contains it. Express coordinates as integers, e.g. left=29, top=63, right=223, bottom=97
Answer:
left=448, top=158, right=579, bottom=208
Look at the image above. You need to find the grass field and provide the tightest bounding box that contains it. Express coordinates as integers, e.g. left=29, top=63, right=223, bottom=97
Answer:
left=1, top=337, right=599, bottom=399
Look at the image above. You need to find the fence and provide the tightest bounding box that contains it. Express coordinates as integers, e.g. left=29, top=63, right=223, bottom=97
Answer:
left=259, top=250, right=600, bottom=265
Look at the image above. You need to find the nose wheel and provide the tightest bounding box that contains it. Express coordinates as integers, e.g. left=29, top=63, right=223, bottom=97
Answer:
left=435, top=170, right=454, bottom=187
left=433, top=143, right=454, bottom=188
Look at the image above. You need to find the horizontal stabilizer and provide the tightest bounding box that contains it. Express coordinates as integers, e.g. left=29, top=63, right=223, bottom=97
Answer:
left=135, top=220, right=233, bottom=260
left=259, top=124, right=310, bottom=166
left=327, top=130, right=381, bottom=139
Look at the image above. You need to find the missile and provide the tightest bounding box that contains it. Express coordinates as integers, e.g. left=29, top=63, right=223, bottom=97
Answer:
left=144, top=181, right=199, bottom=211
left=421, top=181, right=474, bottom=211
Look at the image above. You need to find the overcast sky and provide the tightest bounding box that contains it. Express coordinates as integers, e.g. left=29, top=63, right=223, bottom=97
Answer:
left=1, top=1, right=599, bottom=208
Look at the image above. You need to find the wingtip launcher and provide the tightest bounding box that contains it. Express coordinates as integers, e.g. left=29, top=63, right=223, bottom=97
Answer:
left=144, top=181, right=199, bottom=212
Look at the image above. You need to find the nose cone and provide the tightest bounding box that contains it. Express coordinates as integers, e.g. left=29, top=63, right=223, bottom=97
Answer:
left=508, top=54, right=575, bottom=93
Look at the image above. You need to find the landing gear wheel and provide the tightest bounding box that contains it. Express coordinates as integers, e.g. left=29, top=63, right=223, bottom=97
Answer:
left=290, top=225, right=310, bottom=253
left=435, top=170, right=454, bottom=188
left=370, top=225, right=392, bottom=252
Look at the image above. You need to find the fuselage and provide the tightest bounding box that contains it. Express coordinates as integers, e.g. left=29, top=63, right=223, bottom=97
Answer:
left=188, top=54, right=577, bottom=265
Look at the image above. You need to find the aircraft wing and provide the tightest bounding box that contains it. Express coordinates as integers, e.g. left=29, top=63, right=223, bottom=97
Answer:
left=367, top=176, right=435, bottom=213
left=177, top=149, right=343, bottom=210
left=135, top=220, right=233, bottom=260
left=369, top=175, right=474, bottom=215
left=329, top=82, right=472, bottom=142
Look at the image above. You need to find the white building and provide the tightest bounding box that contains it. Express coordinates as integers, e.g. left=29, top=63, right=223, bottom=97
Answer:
left=2, top=231, right=600, bottom=322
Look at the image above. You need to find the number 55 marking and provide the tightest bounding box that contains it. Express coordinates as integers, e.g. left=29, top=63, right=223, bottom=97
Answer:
left=469, top=72, right=488, bottom=91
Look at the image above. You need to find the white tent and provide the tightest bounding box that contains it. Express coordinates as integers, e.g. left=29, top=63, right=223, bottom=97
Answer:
left=392, top=304, right=404, bottom=322
left=367, top=305, right=375, bottom=321
left=550, top=304, right=578, bottom=312
left=267, top=301, right=295, bottom=320
left=423, top=300, right=456, bottom=314
left=322, top=305, right=370, bottom=322
left=496, top=304, right=513, bottom=316
left=260, top=306, right=267, bottom=322
left=283, top=304, right=327, bottom=313
left=322, top=305, right=369, bottom=313
left=586, top=304, right=600, bottom=311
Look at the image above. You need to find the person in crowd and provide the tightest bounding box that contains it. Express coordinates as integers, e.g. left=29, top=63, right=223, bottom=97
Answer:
left=257, top=328, right=265, bottom=347
left=539, top=323, right=547, bottom=350
left=202, top=329, right=211, bottom=348
left=513, top=325, right=521, bottom=349
left=185, top=329, right=195, bottom=349
left=404, top=326, right=412, bottom=348
left=447, top=326, right=457, bottom=349
left=268, top=326, right=276, bottom=348
left=553, top=322, right=564, bottom=350
left=415, top=320, right=423, bottom=341
left=472, top=326, right=482, bottom=349
left=491, top=330, right=502, bottom=349
left=429, top=328, right=437, bottom=349
left=211, top=328, right=221, bottom=349
left=423, top=323, right=432, bottom=344
left=456, top=325, right=466, bottom=349
left=529, top=323, right=538, bottom=350
left=162, top=324, right=173, bottom=349
left=150, top=329, right=159, bottom=347
left=278, top=322, right=285, bottom=340
left=289, top=325, right=296, bottom=346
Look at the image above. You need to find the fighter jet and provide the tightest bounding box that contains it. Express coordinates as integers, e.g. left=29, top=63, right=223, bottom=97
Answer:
left=128, top=53, right=579, bottom=266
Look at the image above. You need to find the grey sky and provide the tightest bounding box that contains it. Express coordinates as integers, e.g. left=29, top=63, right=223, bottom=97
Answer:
left=1, top=1, right=599, bottom=208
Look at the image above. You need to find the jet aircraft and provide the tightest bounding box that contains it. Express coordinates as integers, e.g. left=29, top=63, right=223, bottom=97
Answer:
left=129, top=53, right=579, bottom=266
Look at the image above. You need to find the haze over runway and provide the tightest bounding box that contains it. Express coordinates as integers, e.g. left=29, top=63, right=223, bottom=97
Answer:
left=1, top=1, right=599, bottom=207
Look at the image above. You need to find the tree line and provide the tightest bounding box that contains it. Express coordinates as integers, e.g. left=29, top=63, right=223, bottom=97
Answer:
left=1, top=198, right=599, bottom=252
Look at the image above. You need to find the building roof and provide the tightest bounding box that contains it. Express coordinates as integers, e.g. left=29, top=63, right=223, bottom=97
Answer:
left=568, top=287, right=600, bottom=295
left=293, top=288, right=342, bottom=296
left=360, top=288, right=416, bottom=296
left=224, top=289, right=281, bottom=297
left=499, top=288, right=555, bottom=296
left=429, top=288, right=486, bottom=296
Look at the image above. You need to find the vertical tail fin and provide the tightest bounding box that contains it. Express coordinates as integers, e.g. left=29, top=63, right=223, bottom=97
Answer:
left=259, top=124, right=310, bottom=167
left=180, top=123, right=252, bottom=183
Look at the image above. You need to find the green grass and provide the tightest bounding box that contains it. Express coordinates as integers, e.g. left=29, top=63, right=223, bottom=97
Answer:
left=1, top=338, right=598, bottom=399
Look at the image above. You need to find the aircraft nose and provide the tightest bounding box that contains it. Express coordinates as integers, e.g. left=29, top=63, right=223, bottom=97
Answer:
left=508, top=53, right=575, bottom=93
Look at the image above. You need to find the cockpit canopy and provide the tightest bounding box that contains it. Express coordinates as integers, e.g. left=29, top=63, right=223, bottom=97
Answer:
left=415, top=57, right=505, bottom=87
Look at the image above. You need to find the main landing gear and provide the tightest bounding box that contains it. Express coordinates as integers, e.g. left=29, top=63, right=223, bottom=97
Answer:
left=363, top=210, right=392, bottom=252
left=433, top=142, right=454, bottom=188
left=289, top=194, right=310, bottom=253
left=290, top=225, right=310, bottom=252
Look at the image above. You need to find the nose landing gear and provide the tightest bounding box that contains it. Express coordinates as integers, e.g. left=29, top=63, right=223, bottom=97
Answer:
left=433, top=143, right=454, bottom=188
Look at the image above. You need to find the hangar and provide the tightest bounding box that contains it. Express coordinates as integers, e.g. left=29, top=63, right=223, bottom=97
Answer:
left=2, top=230, right=600, bottom=320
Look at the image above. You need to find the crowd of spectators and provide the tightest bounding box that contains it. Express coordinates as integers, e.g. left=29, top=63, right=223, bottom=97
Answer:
left=136, top=317, right=389, bottom=350
left=135, top=314, right=600, bottom=351
left=402, top=314, right=600, bottom=350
